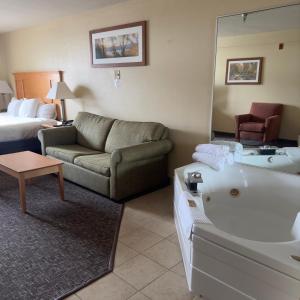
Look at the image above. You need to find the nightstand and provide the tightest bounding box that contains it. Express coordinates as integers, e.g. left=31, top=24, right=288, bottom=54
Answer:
left=41, top=124, right=56, bottom=129
left=41, top=121, right=73, bottom=129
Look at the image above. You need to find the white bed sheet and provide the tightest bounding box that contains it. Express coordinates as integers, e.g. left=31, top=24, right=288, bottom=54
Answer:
left=0, top=113, right=57, bottom=142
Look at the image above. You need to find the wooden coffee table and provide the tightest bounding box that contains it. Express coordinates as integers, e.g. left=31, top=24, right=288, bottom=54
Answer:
left=0, top=151, right=64, bottom=213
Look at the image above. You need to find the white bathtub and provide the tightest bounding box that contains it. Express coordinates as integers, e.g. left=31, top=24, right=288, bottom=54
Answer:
left=237, top=147, right=300, bottom=174
left=174, top=162, right=300, bottom=300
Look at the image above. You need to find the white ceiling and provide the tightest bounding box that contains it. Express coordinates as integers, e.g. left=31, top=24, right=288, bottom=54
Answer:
left=218, top=4, right=300, bottom=37
left=0, top=0, right=127, bottom=33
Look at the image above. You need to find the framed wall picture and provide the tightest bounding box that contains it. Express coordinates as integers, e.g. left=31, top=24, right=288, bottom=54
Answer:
left=89, top=21, right=146, bottom=68
left=225, top=57, right=263, bottom=85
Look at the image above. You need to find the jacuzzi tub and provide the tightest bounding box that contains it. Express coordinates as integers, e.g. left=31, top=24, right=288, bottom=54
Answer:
left=174, top=162, right=300, bottom=300
left=237, top=147, right=300, bottom=175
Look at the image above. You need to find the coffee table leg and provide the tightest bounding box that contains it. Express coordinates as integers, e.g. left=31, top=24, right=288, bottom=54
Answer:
left=18, top=175, right=26, bottom=213
left=57, top=165, right=64, bottom=201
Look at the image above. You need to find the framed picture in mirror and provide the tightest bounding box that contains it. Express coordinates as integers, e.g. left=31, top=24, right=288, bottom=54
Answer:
left=225, top=57, right=263, bottom=85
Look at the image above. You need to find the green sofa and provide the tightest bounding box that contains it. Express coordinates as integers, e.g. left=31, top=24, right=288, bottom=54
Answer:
left=38, top=112, right=172, bottom=201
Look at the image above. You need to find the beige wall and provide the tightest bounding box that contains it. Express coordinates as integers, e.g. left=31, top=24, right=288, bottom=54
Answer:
left=213, top=29, right=300, bottom=140
left=0, top=0, right=294, bottom=170
left=0, top=35, right=6, bottom=79
left=0, top=35, right=9, bottom=109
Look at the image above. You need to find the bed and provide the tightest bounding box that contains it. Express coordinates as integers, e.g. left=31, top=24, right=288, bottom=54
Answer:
left=0, top=71, right=62, bottom=154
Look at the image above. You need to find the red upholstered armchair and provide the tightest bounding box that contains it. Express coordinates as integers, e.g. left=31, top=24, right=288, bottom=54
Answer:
left=235, top=102, right=283, bottom=143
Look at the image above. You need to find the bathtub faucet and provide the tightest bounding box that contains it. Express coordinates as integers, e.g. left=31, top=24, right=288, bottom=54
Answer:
left=186, top=172, right=203, bottom=193
left=192, top=172, right=203, bottom=183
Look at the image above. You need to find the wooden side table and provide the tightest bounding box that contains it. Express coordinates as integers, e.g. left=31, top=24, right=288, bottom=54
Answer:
left=41, top=123, right=56, bottom=128
left=41, top=122, right=72, bottom=129
left=0, top=151, right=64, bottom=213
left=41, top=122, right=62, bottom=129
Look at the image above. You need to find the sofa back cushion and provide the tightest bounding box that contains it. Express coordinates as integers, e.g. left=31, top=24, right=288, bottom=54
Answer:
left=73, top=112, right=115, bottom=151
left=105, top=120, right=168, bottom=153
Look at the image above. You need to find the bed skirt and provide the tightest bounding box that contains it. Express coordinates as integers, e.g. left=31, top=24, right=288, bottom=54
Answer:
left=0, top=138, right=41, bottom=155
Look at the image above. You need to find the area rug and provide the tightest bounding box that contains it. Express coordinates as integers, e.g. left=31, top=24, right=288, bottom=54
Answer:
left=0, top=173, right=123, bottom=300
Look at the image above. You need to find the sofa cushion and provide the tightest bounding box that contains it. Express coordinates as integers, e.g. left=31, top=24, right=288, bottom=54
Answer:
left=240, top=131, right=264, bottom=141
left=46, top=145, right=100, bottom=163
left=105, top=120, right=168, bottom=153
left=74, top=153, right=111, bottom=176
left=73, top=112, right=115, bottom=151
left=239, top=122, right=265, bottom=133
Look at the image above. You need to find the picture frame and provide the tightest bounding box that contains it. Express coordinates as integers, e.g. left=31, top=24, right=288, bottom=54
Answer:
left=225, top=57, right=263, bottom=85
left=89, top=21, right=147, bottom=68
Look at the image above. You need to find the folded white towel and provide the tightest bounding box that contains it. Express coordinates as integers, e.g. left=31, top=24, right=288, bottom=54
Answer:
left=192, top=152, right=233, bottom=171
left=233, top=151, right=242, bottom=162
left=211, top=140, right=243, bottom=153
left=226, top=152, right=234, bottom=165
left=195, top=144, right=230, bottom=155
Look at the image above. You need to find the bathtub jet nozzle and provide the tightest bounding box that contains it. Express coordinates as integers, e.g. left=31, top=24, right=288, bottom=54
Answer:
left=230, top=188, right=240, bottom=197
left=291, top=255, right=300, bottom=262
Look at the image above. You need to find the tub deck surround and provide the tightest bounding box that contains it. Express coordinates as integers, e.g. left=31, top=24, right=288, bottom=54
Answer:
left=174, top=162, right=300, bottom=300
left=237, top=153, right=298, bottom=174
left=238, top=148, right=300, bottom=174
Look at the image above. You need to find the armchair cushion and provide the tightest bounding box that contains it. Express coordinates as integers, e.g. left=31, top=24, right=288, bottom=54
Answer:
left=73, top=112, right=115, bottom=151
left=46, top=144, right=100, bottom=163
left=239, top=122, right=265, bottom=133
left=74, top=153, right=111, bottom=176
left=105, top=120, right=168, bottom=153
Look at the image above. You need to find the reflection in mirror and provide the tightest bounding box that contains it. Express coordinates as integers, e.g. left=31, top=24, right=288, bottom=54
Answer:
left=211, top=4, right=300, bottom=174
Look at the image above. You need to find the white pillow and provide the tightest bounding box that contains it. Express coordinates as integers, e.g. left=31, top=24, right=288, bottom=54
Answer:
left=18, top=99, right=40, bottom=118
left=37, top=103, right=57, bottom=119
left=7, top=98, right=23, bottom=116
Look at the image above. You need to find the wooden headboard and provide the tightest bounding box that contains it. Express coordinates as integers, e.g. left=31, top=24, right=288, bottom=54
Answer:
left=13, top=71, right=62, bottom=120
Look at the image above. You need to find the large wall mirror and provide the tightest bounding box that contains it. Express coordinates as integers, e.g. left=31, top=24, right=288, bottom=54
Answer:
left=211, top=3, right=300, bottom=174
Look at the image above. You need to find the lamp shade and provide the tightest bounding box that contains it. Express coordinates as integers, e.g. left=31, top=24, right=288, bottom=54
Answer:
left=46, top=82, right=75, bottom=99
left=0, top=81, right=13, bottom=94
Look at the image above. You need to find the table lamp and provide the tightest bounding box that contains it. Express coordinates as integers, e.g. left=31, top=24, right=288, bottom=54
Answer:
left=46, top=82, right=75, bottom=123
left=0, top=81, right=13, bottom=111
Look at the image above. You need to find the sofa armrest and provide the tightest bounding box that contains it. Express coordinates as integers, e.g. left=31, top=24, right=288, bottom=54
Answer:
left=111, top=140, right=173, bottom=165
left=235, top=113, right=252, bottom=124
left=264, top=115, right=281, bottom=142
left=265, top=115, right=281, bottom=128
left=110, top=140, right=172, bottom=200
left=235, top=114, right=252, bottom=139
left=38, top=126, right=77, bottom=155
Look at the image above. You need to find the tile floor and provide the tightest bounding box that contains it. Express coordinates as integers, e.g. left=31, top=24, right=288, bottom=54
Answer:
left=66, top=186, right=200, bottom=300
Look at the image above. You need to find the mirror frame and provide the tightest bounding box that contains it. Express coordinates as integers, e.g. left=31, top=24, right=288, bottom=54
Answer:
left=209, top=2, right=300, bottom=142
